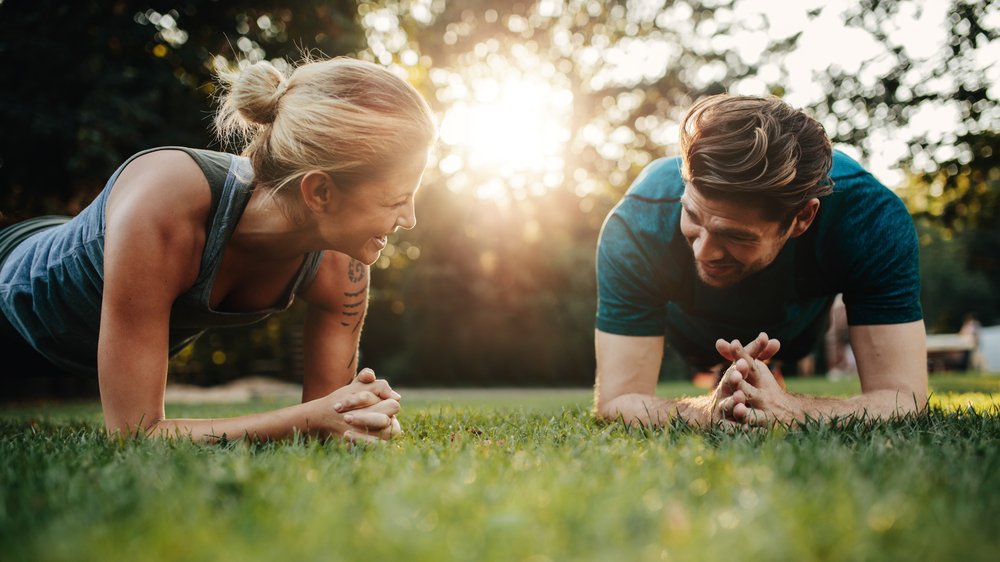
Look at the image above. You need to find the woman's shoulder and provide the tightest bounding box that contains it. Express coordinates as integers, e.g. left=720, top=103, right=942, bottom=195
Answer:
left=105, top=148, right=216, bottom=232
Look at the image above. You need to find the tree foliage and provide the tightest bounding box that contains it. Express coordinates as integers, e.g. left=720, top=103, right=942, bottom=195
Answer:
left=0, top=0, right=363, bottom=222
left=0, top=0, right=996, bottom=385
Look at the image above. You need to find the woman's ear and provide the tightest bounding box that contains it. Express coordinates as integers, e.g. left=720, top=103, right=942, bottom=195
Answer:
left=299, top=171, right=335, bottom=213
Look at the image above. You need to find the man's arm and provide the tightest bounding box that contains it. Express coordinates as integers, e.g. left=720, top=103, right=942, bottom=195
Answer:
left=595, top=329, right=715, bottom=428
left=723, top=321, right=928, bottom=424
left=848, top=320, right=928, bottom=413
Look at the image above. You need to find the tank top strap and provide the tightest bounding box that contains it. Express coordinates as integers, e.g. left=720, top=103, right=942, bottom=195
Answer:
left=169, top=147, right=239, bottom=224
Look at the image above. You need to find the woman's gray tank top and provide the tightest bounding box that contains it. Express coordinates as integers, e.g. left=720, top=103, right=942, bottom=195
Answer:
left=0, top=146, right=324, bottom=377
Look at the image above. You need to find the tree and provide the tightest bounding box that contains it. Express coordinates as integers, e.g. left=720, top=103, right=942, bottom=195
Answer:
left=2, top=0, right=994, bottom=385
left=0, top=0, right=363, bottom=222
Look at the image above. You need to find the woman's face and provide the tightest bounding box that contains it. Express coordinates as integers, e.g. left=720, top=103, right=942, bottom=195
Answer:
left=323, top=152, right=428, bottom=265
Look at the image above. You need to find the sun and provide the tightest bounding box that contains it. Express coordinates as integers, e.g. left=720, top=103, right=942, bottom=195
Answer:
left=436, top=69, right=574, bottom=203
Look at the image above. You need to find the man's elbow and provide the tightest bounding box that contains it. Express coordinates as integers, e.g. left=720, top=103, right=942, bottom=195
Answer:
left=593, top=391, right=620, bottom=422
left=866, top=386, right=928, bottom=415
left=901, top=386, right=929, bottom=413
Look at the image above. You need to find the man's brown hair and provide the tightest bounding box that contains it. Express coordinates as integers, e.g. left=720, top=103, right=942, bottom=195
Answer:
left=680, top=94, right=834, bottom=227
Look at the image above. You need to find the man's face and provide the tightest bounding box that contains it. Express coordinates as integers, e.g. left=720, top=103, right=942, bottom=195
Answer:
left=679, top=186, right=795, bottom=288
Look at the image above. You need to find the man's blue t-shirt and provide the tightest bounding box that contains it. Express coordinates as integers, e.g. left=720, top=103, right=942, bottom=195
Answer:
left=595, top=150, right=921, bottom=367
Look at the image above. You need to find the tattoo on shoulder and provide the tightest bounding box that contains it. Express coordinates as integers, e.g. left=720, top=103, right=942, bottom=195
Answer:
left=347, top=259, right=366, bottom=284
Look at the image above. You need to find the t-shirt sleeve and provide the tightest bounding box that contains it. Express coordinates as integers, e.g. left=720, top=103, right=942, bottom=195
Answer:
left=595, top=208, right=669, bottom=336
left=836, top=177, right=923, bottom=325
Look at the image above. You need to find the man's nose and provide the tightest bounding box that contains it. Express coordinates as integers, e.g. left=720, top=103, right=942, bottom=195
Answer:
left=691, top=230, right=723, bottom=261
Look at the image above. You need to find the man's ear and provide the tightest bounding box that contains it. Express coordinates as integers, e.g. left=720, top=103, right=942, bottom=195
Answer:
left=299, top=171, right=335, bottom=213
left=789, top=198, right=820, bottom=238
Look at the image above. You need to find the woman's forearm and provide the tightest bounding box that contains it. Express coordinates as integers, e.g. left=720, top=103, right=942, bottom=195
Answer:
left=125, top=399, right=335, bottom=442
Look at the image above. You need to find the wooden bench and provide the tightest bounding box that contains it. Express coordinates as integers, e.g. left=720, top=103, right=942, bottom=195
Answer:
left=926, top=333, right=977, bottom=372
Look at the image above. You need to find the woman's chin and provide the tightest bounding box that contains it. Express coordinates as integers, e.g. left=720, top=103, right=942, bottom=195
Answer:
left=353, top=248, right=380, bottom=266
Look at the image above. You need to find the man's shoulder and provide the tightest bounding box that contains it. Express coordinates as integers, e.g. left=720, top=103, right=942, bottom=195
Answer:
left=829, top=149, right=871, bottom=181
left=602, top=157, right=684, bottom=243
left=813, top=150, right=915, bottom=267
left=821, top=149, right=903, bottom=212
left=623, top=156, right=686, bottom=201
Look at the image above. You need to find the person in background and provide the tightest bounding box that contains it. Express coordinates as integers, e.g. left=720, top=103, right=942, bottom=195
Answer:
left=0, top=57, right=437, bottom=443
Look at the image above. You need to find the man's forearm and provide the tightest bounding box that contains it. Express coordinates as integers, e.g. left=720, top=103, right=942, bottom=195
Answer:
left=767, top=389, right=926, bottom=425
left=597, top=393, right=713, bottom=428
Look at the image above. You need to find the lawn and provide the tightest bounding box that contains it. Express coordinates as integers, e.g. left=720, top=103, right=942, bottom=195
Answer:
left=2, top=375, right=999, bottom=561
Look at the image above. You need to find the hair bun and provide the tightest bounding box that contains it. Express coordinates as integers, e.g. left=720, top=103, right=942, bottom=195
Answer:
left=229, top=61, right=287, bottom=125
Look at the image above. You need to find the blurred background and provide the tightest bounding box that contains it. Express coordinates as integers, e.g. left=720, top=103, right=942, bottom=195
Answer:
left=1, top=0, right=997, bottom=387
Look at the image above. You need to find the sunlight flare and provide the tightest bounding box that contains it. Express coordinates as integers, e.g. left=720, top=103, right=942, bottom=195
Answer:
left=438, top=72, right=573, bottom=203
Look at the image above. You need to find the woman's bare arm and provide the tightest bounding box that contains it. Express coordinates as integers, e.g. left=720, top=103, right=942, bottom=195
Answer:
left=299, top=252, right=371, bottom=402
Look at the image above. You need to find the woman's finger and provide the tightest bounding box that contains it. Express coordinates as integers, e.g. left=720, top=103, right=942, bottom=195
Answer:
left=334, top=390, right=380, bottom=413
left=379, top=417, right=402, bottom=440
left=354, top=368, right=376, bottom=384
left=343, top=430, right=381, bottom=445
left=343, top=411, right=393, bottom=431
left=366, top=398, right=401, bottom=417
left=365, top=379, right=402, bottom=401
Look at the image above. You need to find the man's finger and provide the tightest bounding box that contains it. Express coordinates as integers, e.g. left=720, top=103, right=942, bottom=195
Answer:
left=735, top=378, right=760, bottom=402
left=715, top=338, right=735, bottom=361
left=757, top=339, right=781, bottom=362
left=717, top=333, right=782, bottom=365
left=713, top=395, right=734, bottom=421
left=745, top=406, right=773, bottom=428
left=716, top=418, right=745, bottom=433
left=742, top=333, right=768, bottom=357
left=733, top=344, right=768, bottom=386
left=732, top=402, right=752, bottom=422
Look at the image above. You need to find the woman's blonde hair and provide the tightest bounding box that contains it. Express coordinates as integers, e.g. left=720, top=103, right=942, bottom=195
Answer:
left=214, top=57, right=437, bottom=196
left=680, top=94, right=833, bottom=227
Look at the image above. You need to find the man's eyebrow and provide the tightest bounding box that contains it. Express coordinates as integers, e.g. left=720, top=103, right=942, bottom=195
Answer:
left=679, top=197, right=700, bottom=220
left=714, top=226, right=759, bottom=240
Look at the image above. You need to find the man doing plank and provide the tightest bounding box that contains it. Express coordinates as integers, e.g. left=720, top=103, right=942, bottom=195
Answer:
left=594, top=94, right=927, bottom=427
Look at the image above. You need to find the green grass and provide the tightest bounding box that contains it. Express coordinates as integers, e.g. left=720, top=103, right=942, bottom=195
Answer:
left=2, top=375, right=1000, bottom=561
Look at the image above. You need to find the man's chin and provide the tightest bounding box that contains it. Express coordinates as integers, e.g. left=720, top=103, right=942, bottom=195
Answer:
left=696, top=267, right=742, bottom=288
